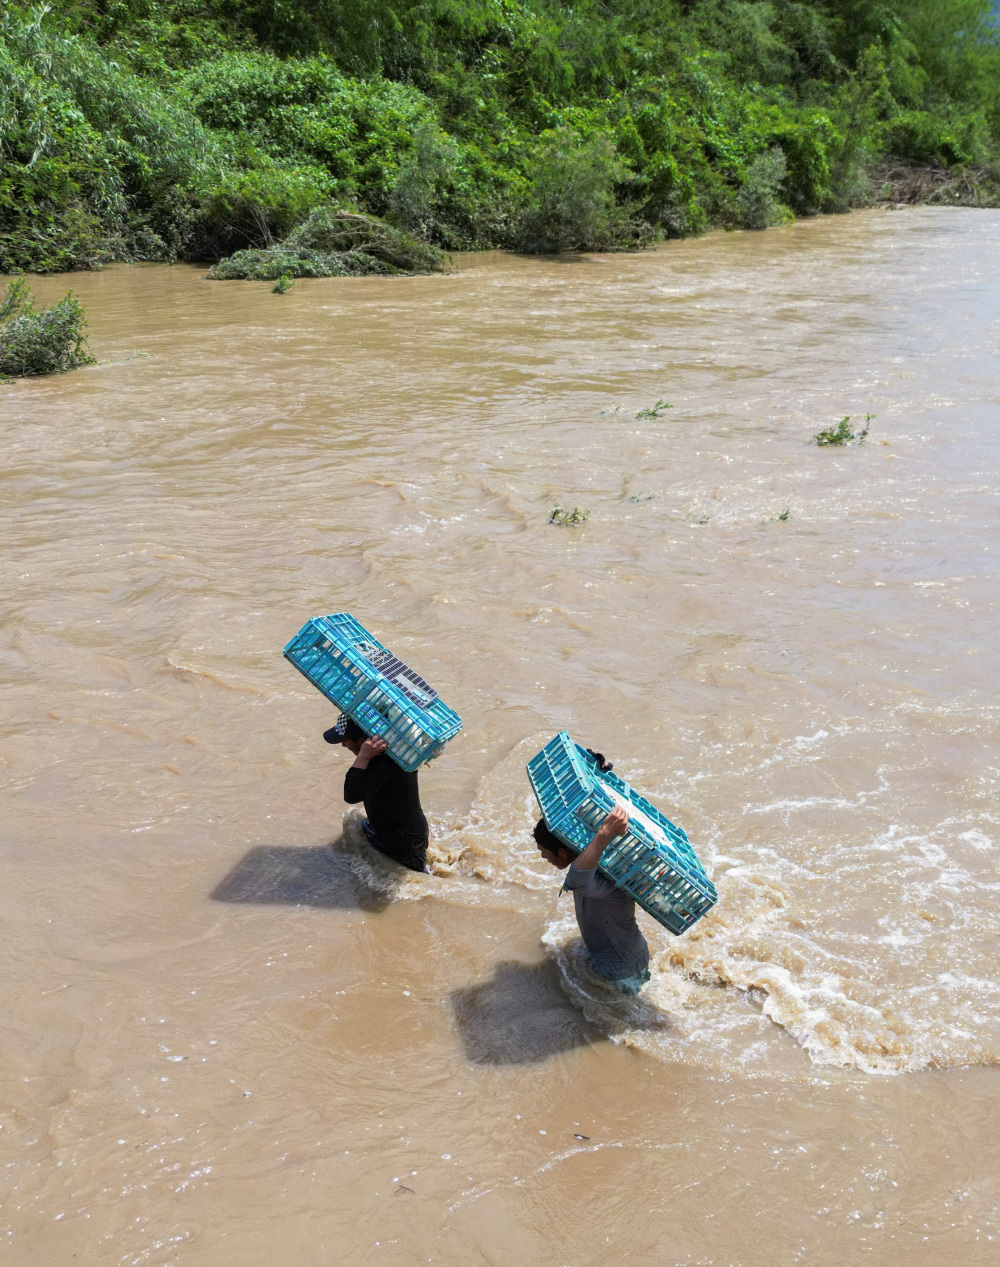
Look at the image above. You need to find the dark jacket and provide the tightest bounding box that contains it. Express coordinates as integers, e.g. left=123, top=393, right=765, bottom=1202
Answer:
left=344, top=754, right=428, bottom=853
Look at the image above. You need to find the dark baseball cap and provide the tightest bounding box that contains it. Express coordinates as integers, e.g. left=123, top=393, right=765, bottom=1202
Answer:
left=323, top=714, right=367, bottom=744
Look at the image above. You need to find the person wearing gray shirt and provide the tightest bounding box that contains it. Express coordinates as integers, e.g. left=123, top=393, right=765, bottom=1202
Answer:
left=534, top=804, right=651, bottom=995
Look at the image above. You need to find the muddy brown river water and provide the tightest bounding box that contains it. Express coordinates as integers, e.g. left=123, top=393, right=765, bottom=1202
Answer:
left=2, top=207, right=999, bottom=1264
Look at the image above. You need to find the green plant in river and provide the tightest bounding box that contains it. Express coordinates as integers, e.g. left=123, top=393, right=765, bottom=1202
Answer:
left=550, top=505, right=590, bottom=526
left=272, top=275, right=294, bottom=293
left=816, top=416, right=854, bottom=445
left=0, top=277, right=95, bottom=377
left=815, top=413, right=875, bottom=445
left=636, top=398, right=673, bottom=419
left=207, top=209, right=452, bottom=279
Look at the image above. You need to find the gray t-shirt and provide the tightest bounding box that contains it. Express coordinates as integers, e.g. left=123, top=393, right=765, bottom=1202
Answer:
left=562, top=864, right=650, bottom=981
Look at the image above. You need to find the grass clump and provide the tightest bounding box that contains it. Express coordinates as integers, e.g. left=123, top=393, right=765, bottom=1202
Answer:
left=815, top=413, right=874, bottom=445
left=550, top=505, right=590, bottom=526
left=271, top=275, right=294, bottom=293
left=207, top=208, right=451, bottom=279
left=0, top=277, right=95, bottom=377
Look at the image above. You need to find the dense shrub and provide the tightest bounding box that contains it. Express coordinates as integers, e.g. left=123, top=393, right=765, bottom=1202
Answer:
left=771, top=114, right=839, bottom=216
left=388, top=120, right=459, bottom=238
left=0, top=276, right=95, bottom=376
left=0, top=6, right=222, bottom=271
left=737, top=147, right=794, bottom=229
left=882, top=110, right=976, bottom=167
left=517, top=130, right=657, bottom=252
left=179, top=53, right=439, bottom=212
left=1, top=0, right=998, bottom=272
left=193, top=165, right=336, bottom=258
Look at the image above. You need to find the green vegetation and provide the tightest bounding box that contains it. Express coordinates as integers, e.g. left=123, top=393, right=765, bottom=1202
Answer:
left=206, top=208, right=451, bottom=278
left=815, top=412, right=874, bottom=444
left=736, top=147, right=794, bottom=228
left=0, top=276, right=94, bottom=376
left=271, top=274, right=293, bottom=292
left=550, top=505, right=590, bottom=525
left=2, top=2, right=999, bottom=275
left=516, top=130, right=655, bottom=252
left=636, top=398, right=673, bottom=419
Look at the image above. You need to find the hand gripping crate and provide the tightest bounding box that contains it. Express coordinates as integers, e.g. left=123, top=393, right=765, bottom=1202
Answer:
left=284, top=613, right=462, bottom=772
left=527, top=732, right=717, bottom=935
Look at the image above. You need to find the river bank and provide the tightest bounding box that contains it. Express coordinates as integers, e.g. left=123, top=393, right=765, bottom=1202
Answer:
left=5, top=2, right=1000, bottom=274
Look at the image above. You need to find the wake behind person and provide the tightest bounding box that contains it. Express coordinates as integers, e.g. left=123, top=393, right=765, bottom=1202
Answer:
left=324, top=715, right=429, bottom=873
left=535, top=804, right=651, bottom=996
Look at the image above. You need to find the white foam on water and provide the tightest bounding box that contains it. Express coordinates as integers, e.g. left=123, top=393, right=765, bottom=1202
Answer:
left=423, top=732, right=1000, bottom=1078
left=335, top=810, right=493, bottom=908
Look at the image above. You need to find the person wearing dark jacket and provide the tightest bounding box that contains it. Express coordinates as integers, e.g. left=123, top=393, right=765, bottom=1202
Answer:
left=323, top=715, right=429, bottom=872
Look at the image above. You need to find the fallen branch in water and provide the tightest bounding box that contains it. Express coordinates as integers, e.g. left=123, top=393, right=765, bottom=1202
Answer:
left=875, top=159, right=1000, bottom=208
left=207, top=208, right=452, bottom=281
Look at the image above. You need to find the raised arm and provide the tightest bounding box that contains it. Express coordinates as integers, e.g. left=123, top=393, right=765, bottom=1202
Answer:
left=572, top=805, right=629, bottom=871
left=351, top=736, right=387, bottom=769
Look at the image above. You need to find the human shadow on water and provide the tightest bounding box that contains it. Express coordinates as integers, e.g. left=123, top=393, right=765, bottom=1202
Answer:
left=450, top=960, right=604, bottom=1065
left=210, top=841, right=393, bottom=912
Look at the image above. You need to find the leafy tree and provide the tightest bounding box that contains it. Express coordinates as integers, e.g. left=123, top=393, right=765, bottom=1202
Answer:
left=1, top=0, right=997, bottom=272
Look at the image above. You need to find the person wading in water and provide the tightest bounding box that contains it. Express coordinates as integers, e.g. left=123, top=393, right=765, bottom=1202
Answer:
left=325, top=715, right=429, bottom=873
left=534, top=799, right=651, bottom=996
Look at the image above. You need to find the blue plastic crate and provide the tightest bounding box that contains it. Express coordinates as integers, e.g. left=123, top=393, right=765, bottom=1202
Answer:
left=527, top=732, right=717, bottom=935
left=284, top=613, right=462, bottom=772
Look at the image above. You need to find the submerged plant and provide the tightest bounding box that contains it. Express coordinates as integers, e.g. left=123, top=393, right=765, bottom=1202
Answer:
left=815, top=413, right=875, bottom=445
left=550, top=505, right=590, bottom=526
left=272, top=274, right=295, bottom=293
left=0, top=278, right=95, bottom=377
left=636, top=398, right=673, bottom=419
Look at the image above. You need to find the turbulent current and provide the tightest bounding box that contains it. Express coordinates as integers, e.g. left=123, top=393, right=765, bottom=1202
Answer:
left=2, top=208, right=999, bottom=1264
